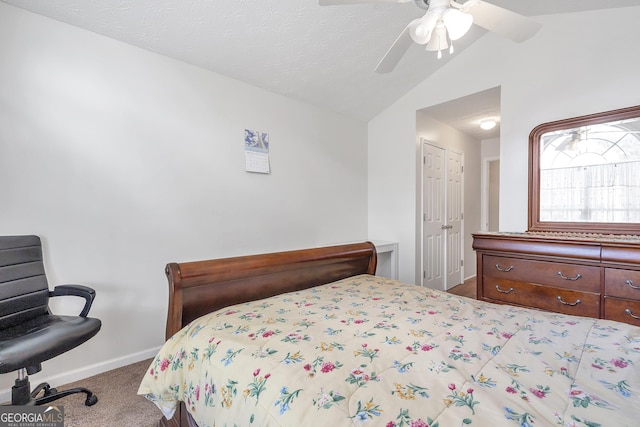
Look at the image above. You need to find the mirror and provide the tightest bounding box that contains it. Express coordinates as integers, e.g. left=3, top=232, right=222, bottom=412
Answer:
left=529, top=105, right=640, bottom=235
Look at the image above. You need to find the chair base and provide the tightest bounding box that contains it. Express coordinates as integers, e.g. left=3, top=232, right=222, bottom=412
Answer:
left=10, top=376, right=98, bottom=406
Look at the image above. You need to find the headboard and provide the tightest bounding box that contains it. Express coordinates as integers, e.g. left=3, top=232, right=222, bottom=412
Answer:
left=164, top=241, right=377, bottom=339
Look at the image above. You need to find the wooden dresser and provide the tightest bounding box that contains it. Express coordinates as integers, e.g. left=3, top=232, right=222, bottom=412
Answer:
left=472, top=232, right=640, bottom=326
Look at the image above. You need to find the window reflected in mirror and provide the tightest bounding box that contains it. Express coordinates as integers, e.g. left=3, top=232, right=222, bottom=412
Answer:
left=539, top=118, right=640, bottom=223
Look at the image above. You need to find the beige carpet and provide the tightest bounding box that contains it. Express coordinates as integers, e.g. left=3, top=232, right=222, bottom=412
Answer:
left=49, top=358, right=161, bottom=427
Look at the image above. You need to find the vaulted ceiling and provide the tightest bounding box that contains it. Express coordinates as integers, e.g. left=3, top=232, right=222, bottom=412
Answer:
left=3, top=0, right=638, bottom=130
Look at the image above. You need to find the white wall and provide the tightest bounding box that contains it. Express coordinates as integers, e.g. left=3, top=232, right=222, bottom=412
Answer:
left=0, top=3, right=368, bottom=395
left=369, top=6, right=640, bottom=285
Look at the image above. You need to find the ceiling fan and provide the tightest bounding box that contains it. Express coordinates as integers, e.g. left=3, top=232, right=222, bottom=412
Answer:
left=319, top=0, right=541, bottom=73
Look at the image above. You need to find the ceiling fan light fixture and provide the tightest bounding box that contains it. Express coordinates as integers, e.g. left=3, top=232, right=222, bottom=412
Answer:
left=442, top=8, right=473, bottom=41
left=425, top=22, right=448, bottom=53
left=409, top=14, right=437, bottom=45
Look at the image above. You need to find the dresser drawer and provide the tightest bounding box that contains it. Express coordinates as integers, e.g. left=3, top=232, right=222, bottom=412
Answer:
left=482, top=277, right=600, bottom=318
left=604, top=268, right=640, bottom=300
left=603, top=296, right=640, bottom=327
left=482, top=255, right=600, bottom=292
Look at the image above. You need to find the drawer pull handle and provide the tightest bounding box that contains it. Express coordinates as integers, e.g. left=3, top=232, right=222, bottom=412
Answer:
left=495, top=285, right=514, bottom=294
left=626, top=279, right=640, bottom=290
left=625, top=309, right=640, bottom=320
left=495, top=264, right=514, bottom=272
left=557, top=296, right=581, bottom=306
left=557, top=272, right=582, bottom=281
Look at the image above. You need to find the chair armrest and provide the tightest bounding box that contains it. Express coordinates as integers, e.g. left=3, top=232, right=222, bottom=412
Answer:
left=49, top=284, right=96, bottom=317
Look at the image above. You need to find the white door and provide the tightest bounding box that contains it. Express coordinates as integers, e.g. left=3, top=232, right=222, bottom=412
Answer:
left=445, top=150, right=463, bottom=288
left=423, top=143, right=445, bottom=290
left=422, top=141, right=464, bottom=291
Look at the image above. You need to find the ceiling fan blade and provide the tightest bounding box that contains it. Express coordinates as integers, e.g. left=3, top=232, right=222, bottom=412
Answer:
left=456, top=0, right=541, bottom=43
left=375, top=24, right=413, bottom=74
left=319, top=0, right=410, bottom=5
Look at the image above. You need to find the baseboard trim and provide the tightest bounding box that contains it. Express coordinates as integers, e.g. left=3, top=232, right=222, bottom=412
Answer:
left=0, top=347, right=161, bottom=404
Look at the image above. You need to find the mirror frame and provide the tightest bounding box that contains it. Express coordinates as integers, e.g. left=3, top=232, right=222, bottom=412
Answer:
left=528, top=104, right=640, bottom=235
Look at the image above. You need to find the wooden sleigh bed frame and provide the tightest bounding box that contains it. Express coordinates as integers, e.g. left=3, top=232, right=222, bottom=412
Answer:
left=159, top=242, right=378, bottom=427
left=145, top=240, right=640, bottom=426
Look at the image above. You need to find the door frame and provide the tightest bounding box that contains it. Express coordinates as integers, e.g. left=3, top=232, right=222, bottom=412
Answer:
left=418, top=139, right=465, bottom=289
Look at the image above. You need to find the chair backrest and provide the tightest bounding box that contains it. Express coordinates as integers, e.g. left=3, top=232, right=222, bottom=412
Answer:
left=0, top=235, right=50, bottom=330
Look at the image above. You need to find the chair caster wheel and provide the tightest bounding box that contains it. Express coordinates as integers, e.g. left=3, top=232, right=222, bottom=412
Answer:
left=85, top=394, right=98, bottom=406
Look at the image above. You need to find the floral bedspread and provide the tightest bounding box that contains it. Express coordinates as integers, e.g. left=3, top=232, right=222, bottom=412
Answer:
left=139, top=275, right=640, bottom=427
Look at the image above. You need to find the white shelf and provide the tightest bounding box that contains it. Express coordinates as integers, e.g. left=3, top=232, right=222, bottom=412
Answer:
left=370, top=240, right=398, bottom=280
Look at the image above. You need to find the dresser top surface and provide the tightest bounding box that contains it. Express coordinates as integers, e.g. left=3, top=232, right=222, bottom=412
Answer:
left=474, top=231, right=640, bottom=244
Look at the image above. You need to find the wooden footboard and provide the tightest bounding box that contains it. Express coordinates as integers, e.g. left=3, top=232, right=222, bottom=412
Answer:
left=158, top=241, right=377, bottom=427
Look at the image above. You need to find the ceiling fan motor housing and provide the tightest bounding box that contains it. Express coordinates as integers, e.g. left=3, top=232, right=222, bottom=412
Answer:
left=415, top=0, right=431, bottom=10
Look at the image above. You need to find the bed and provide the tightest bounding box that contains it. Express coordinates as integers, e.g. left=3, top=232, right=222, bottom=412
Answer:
left=138, top=242, right=640, bottom=427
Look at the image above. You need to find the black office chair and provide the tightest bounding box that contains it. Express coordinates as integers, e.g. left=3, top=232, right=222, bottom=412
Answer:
left=0, top=235, right=102, bottom=406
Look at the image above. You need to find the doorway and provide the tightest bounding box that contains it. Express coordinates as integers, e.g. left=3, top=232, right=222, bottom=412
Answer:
left=483, top=158, right=500, bottom=231
left=482, top=157, right=500, bottom=231
left=421, top=140, right=464, bottom=291
left=488, top=159, right=500, bottom=231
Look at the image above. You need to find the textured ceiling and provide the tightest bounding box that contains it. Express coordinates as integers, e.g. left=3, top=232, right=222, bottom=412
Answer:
left=3, top=0, right=639, bottom=129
